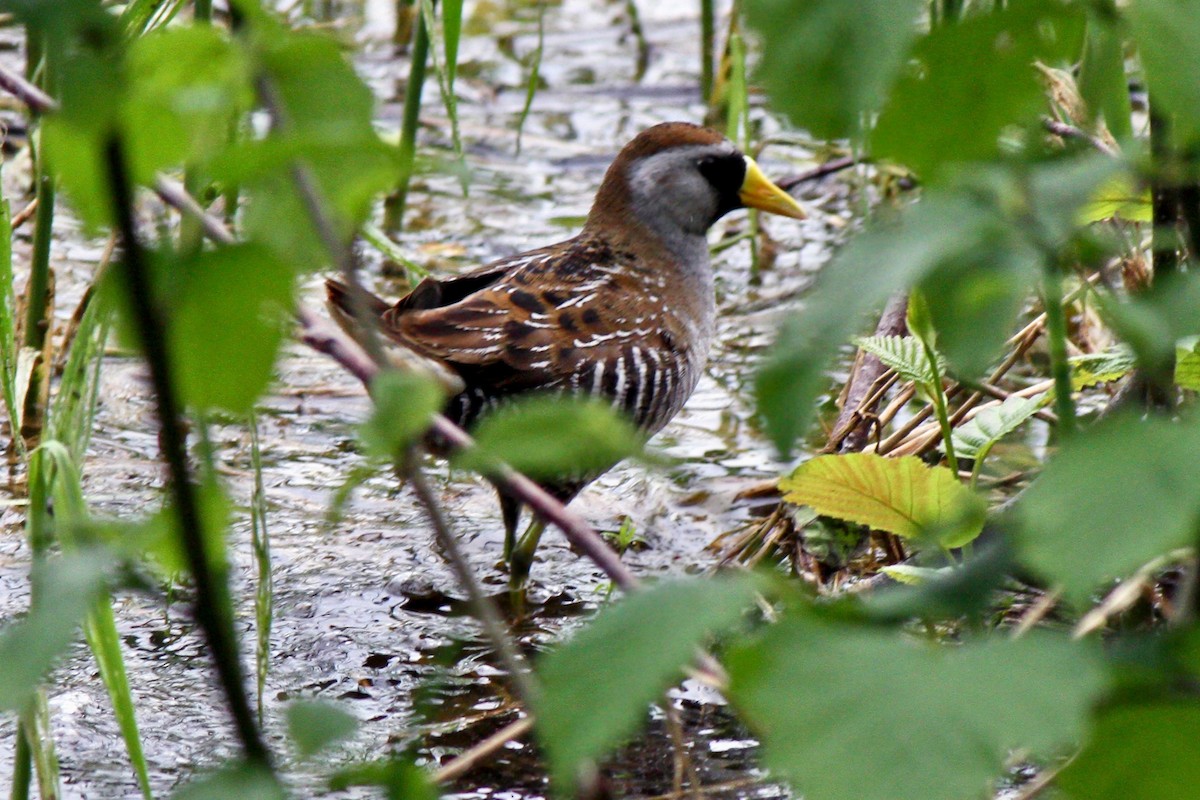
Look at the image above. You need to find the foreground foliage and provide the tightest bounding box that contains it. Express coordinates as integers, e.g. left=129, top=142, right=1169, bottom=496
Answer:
left=0, top=0, right=1198, bottom=799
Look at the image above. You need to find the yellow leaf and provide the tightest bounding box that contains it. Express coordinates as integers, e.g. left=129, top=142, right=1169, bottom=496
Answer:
left=1077, top=173, right=1151, bottom=224
left=779, top=453, right=983, bottom=545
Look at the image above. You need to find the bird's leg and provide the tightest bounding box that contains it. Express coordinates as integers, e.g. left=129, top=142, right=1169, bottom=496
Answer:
left=508, top=516, right=547, bottom=598
left=498, top=488, right=522, bottom=560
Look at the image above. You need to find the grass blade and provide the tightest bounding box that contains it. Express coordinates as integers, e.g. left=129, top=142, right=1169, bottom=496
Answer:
left=515, top=3, right=546, bottom=154
left=249, top=413, right=273, bottom=723
left=0, top=194, right=22, bottom=457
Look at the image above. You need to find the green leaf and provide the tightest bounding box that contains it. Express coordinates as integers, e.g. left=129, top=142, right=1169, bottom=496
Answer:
left=454, top=396, right=647, bottom=481
left=1070, top=344, right=1137, bottom=389
left=755, top=189, right=1004, bottom=454
left=853, top=335, right=939, bottom=385
left=0, top=551, right=112, bottom=712
left=537, top=575, right=761, bottom=790
left=168, top=244, right=294, bottom=413
left=780, top=453, right=984, bottom=546
left=233, top=25, right=402, bottom=271
left=330, top=758, right=438, bottom=800
left=172, top=762, right=285, bottom=800
left=1079, top=16, right=1133, bottom=142
left=287, top=700, right=359, bottom=758
left=743, top=0, right=924, bottom=140
left=124, top=25, right=252, bottom=182
left=920, top=239, right=1040, bottom=378
left=1129, top=0, right=1200, bottom=146
left=951, top=394, right=1045, bottom=461
left=358, top=370, right=444, bottom=457
left=1014, top=414, right=1200, bottom=604
left=1175, top=336, right=1200, bottom=391
left=727, top=619, right=1104, bottom=800
left=871, top=0, right=1086, bottom=179
left=1058, top=701, right=1200, bottom=800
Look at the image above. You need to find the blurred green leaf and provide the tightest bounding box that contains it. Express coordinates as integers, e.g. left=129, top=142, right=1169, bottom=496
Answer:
left=756, top=191, right=1004, bottom=454
left=951, top=394, right=1045, bottom=461
left=780, top=453, right=984, bottom=547
left=330, top=758, right=438, bottom=800
left=234, top=26, right=402, bottom=271
left=124, top=25, right=252, bottom=183
left=454, top=396, right=647, bottom=480
left=1129, top=0, right=1200, bottom=146
left=168, top=245, right=294, bottom=413
left=743, top=0, right=924, bottom=140
left=287, top=700, right=359, bottom=758
left=1079, top=16, right=1133, bottom=142
left=727, top=618, right=1104, bottom=800
left=0, top=551, right=111, bottom=712
left=1099, top=273, right=1200, bottom=389
left=358, top=370, right=443, bottom=457
left=1058, top=701, right=1200, bottom=799
left=872, top=0, right=1086, bottom=180
left=537, top=575, right=761, bottom=791
left=921, top=242, right=1039, bottom=378
left=172, top=762, right=285, bottom=800
left=1015, top=414, right=1200, bottom=604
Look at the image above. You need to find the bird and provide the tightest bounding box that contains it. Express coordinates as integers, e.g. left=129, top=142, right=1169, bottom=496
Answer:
left=328, top=121, right=805, bottom=590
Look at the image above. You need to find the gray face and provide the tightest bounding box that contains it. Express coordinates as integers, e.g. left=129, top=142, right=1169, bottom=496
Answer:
left=626, top=143, right=746, bottom=237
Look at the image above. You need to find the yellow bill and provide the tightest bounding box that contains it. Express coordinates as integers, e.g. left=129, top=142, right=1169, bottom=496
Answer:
left=739, top=156, right=807, bottom=220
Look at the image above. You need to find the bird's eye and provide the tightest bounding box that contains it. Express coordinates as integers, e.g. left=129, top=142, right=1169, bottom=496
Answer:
left=696, top=156, right=716, bottom=170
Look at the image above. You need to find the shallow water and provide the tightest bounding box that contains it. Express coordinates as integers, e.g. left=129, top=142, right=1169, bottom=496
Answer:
left=0, top=1, right=857, bottom=796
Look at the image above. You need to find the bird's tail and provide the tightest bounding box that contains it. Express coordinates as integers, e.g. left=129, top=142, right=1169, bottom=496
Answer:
left=324, top=278, right=466, bottom=395
left=325, top=279, right=390, bottom=342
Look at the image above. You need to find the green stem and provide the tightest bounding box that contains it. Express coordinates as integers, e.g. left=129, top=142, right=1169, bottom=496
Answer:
left=922, top=343, right=958, bottom=475
left=1042, top=265, right=1076, bottom=441
left=700, top=0, right=715, bottom=102
left=20, top=161, right=54, bottom=444
left=194, top=0, right=211, bottom=23
left=103, top=135, right=272, bottom=768
left=383, top=10, right=430, bottom=234
left=10, top=725, right=31, bottom=800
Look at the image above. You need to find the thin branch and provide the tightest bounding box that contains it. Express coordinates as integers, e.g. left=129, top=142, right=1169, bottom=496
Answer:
left=404, top=458, right=541, bottom=707
left=1042, top=117, right=1119, bottom=158
left=433, top=716, right=535, bottom=784
left=0, top=63, right=56, bottom=113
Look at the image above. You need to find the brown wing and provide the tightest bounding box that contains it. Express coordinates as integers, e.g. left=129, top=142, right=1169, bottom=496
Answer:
left=380, top=237, right=693, bottom=432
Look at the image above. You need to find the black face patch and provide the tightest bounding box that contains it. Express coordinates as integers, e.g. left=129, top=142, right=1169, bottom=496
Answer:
left=697, top=153, right=747, bottom=221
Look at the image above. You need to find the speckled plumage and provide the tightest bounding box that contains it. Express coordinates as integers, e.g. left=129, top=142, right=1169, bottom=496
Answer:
left=328, top=122, right=804, bottom=527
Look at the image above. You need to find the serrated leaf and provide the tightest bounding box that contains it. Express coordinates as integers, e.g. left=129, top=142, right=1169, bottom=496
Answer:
left=1015, top=414, right=1200, bottom=604
left=853, top=335, right=939, bottom=385
left=780, top=453, right=984, bottom=546
left=951, top=394, right=1045, bottom=461
left=287, top=700, right=358, bottom=758
left=727, top=619, right=1104, bottom=800
left=1070, top=344, right=1137, bottom=390
left=454, top=396, right=647, bottom=481
left=537, top=575, right=761, bottom=791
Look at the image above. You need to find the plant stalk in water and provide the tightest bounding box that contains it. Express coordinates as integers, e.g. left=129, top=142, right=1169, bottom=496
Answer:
left=383, top=8, right=431, bottom=233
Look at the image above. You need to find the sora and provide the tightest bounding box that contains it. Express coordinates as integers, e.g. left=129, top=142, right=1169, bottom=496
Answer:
left=328, top=122, right=805, bottom=588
